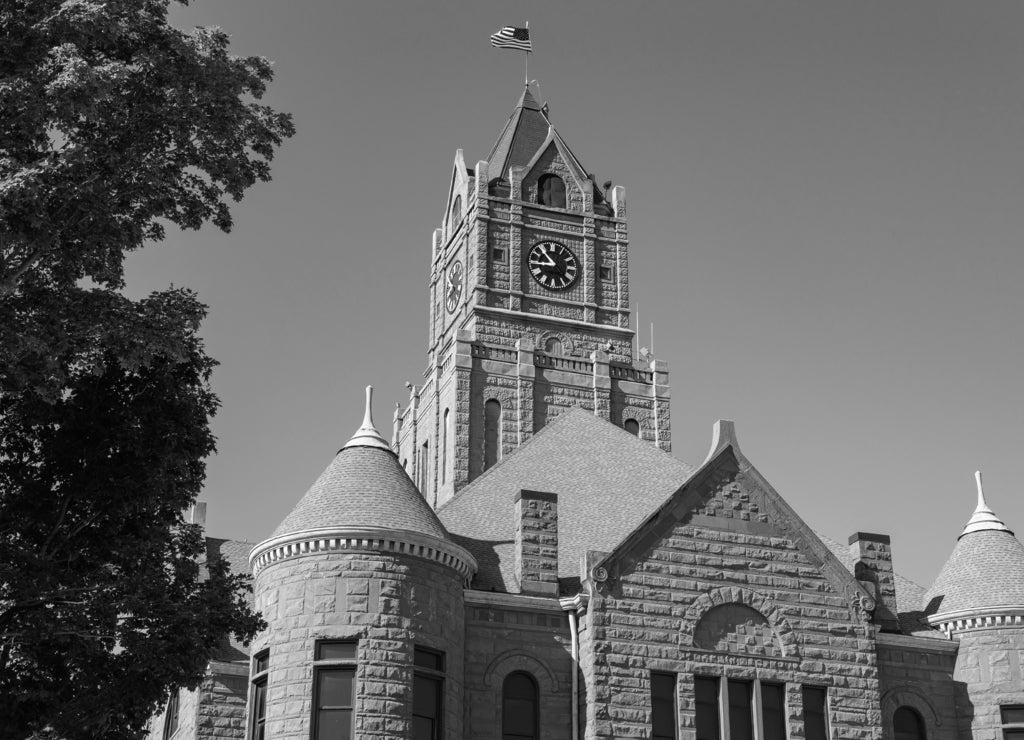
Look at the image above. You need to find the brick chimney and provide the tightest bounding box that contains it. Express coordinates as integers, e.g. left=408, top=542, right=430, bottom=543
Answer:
left=849, top=532, right=900, bottom=632
left=514, top=490, right=558, bottom=596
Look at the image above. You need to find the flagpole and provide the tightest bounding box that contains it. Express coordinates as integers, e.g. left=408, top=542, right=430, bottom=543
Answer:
left=524, top=21, right=529, bottom=86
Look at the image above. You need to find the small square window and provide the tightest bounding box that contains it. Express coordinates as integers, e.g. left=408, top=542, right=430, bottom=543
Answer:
left=414, top=646, right=444, bottom=672
left=599, top=266, right=613, bottom=281
left=492, top=248, right=506, bottom=262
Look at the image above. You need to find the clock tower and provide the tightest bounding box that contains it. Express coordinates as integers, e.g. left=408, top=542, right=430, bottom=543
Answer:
left=396, top=88, right=672, bottom=509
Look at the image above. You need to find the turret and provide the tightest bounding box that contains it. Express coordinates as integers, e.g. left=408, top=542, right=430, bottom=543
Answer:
left=923, top=472, right=1024, bottom=737
left=249, top=387, right=476, bottom=739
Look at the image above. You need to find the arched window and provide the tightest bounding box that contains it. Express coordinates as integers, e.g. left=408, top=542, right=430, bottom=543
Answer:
left=537, top=174, right=566, bottom=208
left=441, top=409, right=449, bottom=484
left=502, top=672, right=538, bottom=740
left=450, top=195, right=462, bottom=231
left=544, top=336, right=563, bottom=355
left=624, top=418, right=640, bottom=437
left=893, top=706, right=926, bottom=740
left=484, top=399, right=502, bottom=471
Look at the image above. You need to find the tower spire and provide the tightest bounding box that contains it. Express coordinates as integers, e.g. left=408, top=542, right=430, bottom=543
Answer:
left=342, top=386, right=392, bottom=451
left=960, top=470, right=1012, bottom=537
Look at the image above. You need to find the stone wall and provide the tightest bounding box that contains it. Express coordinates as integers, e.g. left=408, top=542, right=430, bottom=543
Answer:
left=579, top=459, right=882, bottom=740
left=252, top=551, right=465, bottom=740
left=951, top=626, right=1024, bottom=737
left=876, top=634, right=958, bottom=740
left=463, top=596, right=575, bottom=740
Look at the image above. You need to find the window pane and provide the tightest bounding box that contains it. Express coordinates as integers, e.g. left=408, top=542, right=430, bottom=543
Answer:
left=728, top=680, right=753, bottom=740
left=413, top=716, right=438, bottom=740
left=893, top=706, right=925, bottom=740
left=651, top=672, right=676, bottom=740
left=318, top=669, right=354, bottom=708
left=503, top=672, right=538, bottom=739
left=317, top=641, right=357, bottom=661
left=1003, top=706, right=1024, bottom=724
left=254, top=651, right=269, bottom=674
left=1004, top=732, right=1024, bottom=740
left=624, top=419, right=640, bottom=436
left=414, top=674, right=441, bottom=716
left=316, top=708, right=353, bottom=740
left=803, top=687, right=828, bottom=740
left=760, top=683, right=786, bottom=740
left=414, top=647, right=444, bottom=672
left=694, top=677, right=720, bottom=740
left=484, top=399, right=502, bottom=470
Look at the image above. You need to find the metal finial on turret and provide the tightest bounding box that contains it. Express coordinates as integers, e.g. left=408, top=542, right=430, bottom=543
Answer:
left=960, top=470, right=1012, bottom=537
left=342, top=385, right=392, bottom=451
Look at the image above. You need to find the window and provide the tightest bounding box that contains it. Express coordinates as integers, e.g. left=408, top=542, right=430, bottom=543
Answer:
left=694, top=677, right=720, bottom=740
left=162, top=690, right=180, bottom=740
left=544, top=337, right=563, bottom=355
left=414, top=647, right=445, bottom=740
left=624, top=418, right=640, bottom=436
left=311, top=641, right=357, bottom=740
left=418, top=440, right=429, bottom=491
left=450, top=195, right=462, bottom=230
left=599, top=265, right=613, bottom=281
left=651, top=672, right=677, bottom=740
left=1002, top=706, right=1024, bottom=739
left=893, top=706, right=926, bottom=740
left=537, top=174, right=566, bottom=208
left=694, top=678, right=788, bottom=740
left=249, top=650, right=269, bottom=740
left=803, top=686, right=829, bottom=740
left=441, top=409, right=449, bottom=484
left=484, top=399, right=502, bottom=471
left=492, top=247, right=506, bottom=262
left=502, top=672, right=539, bottom=740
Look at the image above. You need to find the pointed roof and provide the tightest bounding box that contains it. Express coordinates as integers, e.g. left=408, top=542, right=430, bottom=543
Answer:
left=486, top=88, right=585, bottom=182
left=437, top=408, right=695, bottom=591
left=268, top=388, right=448, bottom=541
left=923, top=473, right=1024, bottom=619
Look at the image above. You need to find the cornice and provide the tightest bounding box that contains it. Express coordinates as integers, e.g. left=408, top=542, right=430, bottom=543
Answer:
left=249, top=526, right=477, bottom=584
left=927, top=605, right=1024, bottom=636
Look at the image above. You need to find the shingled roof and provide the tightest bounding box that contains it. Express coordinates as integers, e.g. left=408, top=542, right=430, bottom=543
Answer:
left=437, top=408, right=695, bottom=591
left=270, top=388, right=449, bottom=542
left=923, top=528, right=1024, bottom=617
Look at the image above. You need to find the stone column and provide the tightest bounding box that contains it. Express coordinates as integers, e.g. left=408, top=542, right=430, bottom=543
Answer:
left=849, top=532, right=900, bottom=632
left=650, top=358, right=671, bottom=453
left=453, top=330, right=474, bottom=494
left=516, top=337, right=535, bottom=446
left=591, top=349, right=611, bottom=420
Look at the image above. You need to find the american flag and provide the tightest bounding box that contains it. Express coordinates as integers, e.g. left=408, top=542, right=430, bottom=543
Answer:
left=490, top=26, right=532, bottom=52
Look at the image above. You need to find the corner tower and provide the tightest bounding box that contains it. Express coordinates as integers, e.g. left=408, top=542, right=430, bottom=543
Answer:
left=396, top=88, right=672, bottom=509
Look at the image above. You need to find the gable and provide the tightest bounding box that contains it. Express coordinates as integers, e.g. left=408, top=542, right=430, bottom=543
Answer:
left=592, top=423, right=873, bottom=614
left=524, top=139, right=589, bottom=213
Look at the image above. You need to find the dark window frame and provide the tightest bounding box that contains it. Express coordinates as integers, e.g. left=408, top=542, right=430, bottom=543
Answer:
left=413, top=646, right=445, bottom=740
left=502, top=671, right=540, bottom=740
left=599, top=265, right=613, bottom=281
left=537, top=174, right=567, bottom=208
left=1003, top=705, right=1024, bottom=740
left=693, top=677, right=796, bottom=740
left=803, top=685, right=829, bottom=740
left=893, top=705, right=926, bottom=740
left=310, top=640, right=358, bottom=740
left=249, top=649, right=270, bottom=740
left=651, top=671, right=677, bottom=740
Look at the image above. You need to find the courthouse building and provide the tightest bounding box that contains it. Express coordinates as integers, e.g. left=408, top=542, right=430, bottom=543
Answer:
left=149, top=89, right=1024, bottom=740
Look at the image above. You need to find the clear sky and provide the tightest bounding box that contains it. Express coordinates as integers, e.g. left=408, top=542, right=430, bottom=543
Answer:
left=124, top=1, right=1024, bottom=590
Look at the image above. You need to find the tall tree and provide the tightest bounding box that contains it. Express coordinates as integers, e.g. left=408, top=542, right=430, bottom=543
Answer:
left=0, top=1, right=294, bottom=736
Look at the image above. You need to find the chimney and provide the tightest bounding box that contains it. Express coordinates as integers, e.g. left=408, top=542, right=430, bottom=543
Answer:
left=514, top=490, right=559, bottom=596
left=849, top=532, right=900, bottom=632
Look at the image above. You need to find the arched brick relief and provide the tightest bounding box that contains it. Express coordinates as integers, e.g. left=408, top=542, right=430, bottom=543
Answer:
left=881, top=687, right=942, bottom=738
left=679, top=587, right=800, bottom=659
left=537, top=331, right=575, bottom=357
left=693, top=603, right=783, bottom=657
left=483, top=650, right=559, bottom=694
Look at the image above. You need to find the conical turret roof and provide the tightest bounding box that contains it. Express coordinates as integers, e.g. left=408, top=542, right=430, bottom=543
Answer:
left=923, top=472, right=1024, bottom=618
left=268, top=387, right=448, bottom=541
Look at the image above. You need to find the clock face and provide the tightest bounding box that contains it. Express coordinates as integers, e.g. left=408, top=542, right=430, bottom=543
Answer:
left=445, top=260, right=463, bottom=313
left=527, top=241, right=579, bottom=290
